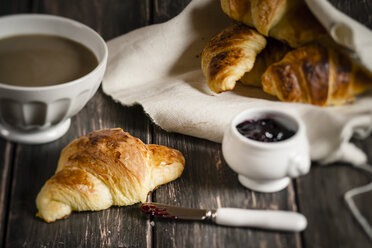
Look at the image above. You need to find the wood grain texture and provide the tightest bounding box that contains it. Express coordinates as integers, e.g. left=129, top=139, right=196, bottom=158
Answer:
left=0, top=3, right=30, bottom=248
left=152, top=0, right=191, bottom=24
left=296, top=1, right=372, bottom=247
left=0, top=0, right=31, bottom=15
left=329, top=0, right=372, bottom=29
left=151, top=127, right=302, bottom=248
left=33, top=0, right=151, bottom=40
left=0, top=0, right=371, bottom=247
left=149, top=1, right=300, bottom=246
left=0, top=142, right=13, bottom=248
left=1, top=0, right=153, bottom=246
left=297, top=162, right=372, bottom=248
left=353, top=137, right=372, bottom=226
left=3, top=91, right=153, bottom=248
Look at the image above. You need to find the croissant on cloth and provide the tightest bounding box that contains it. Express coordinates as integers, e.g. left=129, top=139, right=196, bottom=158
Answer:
left=201, top=23, right=267, bottom=93
left=240, top=38, right=291, bottom=87
left=262, top=44, right=372, bottom=106
left=36, top=128, right=185, bottom=223
left=220, top=0, right=326, bottom=48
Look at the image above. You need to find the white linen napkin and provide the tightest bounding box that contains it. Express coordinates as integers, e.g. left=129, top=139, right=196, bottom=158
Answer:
left=102, top=0, right=372, bottom=166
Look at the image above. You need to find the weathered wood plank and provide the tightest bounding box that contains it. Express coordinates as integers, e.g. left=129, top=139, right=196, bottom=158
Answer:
left=0, top=2, right=32, bottom=247
left=297, top=161, right=372, bottom=248
left=1, top=0, right=371, bottom=247
left=152, top=0, right=191, bottom=24
left=0, top=0, right=31, bottom=15
left=2, top=0, right=153, bottom=246
left=354, top=137, right=372, bottom=227
left=4, top=93, right=152, bottom=248
left=0, top=141, right=13, bottom=248
left=32, top=0, right=151, bottom=40
left=149, top=0, right=300, bottom=246
left=297, top=1, right=372, bottom=247
left=151, top=126, right=301, bottom=248
left=329, top=0, right=372, bottom=29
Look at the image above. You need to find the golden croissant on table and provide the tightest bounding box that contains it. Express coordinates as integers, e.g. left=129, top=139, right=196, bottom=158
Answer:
left=36, top=128, right=185, bottom=223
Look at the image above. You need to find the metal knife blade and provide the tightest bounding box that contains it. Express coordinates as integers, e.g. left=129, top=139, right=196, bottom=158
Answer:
left=140, top=202, right=215, bottom=221
left=140, top=202, right=307, bottom=232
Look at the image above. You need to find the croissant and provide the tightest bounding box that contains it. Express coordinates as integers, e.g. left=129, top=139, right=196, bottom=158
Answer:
left=201, top=23, right=266, bottom=93
left=36, top=128, right=185, bottom=222
left=262, top=44, right=372, bottom=106
left=220, top=0, right=326, bottom=48
left=240, top=38, right=291, bottom=87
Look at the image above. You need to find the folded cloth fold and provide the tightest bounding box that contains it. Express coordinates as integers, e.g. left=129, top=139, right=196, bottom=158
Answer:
left=102, top=0, right=372, bottom=166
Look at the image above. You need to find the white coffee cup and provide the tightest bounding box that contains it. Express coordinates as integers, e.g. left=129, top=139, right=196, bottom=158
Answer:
left=222, top=108, right=311, bottom=193
left=0, top=14, right=108, bottom=144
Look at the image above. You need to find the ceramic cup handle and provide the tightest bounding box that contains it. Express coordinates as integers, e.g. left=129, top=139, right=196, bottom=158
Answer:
left=287, top=153, right=310, bottom=178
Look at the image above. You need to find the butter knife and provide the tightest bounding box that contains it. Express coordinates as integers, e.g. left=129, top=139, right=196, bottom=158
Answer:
left=140, top=202, right=307, bottom=232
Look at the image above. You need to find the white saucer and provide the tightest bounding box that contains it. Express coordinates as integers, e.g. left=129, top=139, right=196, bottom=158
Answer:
left=0, top=118, right=71, bottom=144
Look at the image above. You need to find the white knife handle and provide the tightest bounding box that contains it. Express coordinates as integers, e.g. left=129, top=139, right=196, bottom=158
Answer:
left=215, top=208, right=307, bottom=232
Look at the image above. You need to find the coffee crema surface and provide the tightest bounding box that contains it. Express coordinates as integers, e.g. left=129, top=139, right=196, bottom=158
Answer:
left=0, top=34, right=98, bottom=87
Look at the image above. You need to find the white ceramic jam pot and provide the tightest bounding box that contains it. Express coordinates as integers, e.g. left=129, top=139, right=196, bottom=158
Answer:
left=222, top=108, right=311, bottom=193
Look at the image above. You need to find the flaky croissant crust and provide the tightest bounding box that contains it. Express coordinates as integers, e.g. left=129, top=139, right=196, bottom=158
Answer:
left=36, top=128, right=185, bottom=222
left=220, top=0, right=326, bottom=48
left=262, top=44, right=372, bottom=106
left=201, top=23, right=266, bottom=93
left=201, top=0, right=372, bottom=106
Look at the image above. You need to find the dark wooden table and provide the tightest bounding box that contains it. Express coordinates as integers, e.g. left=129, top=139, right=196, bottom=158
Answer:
left=0, top=0, right=371, bottom=247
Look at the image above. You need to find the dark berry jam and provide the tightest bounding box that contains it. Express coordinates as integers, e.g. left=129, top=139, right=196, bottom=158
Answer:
left=140, top=204, right=178, bottom=219
left=236, top=118, right=295, bottom=142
